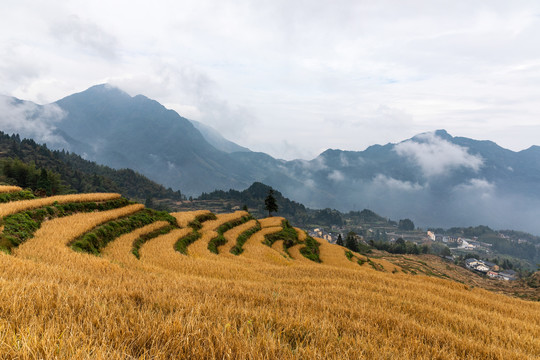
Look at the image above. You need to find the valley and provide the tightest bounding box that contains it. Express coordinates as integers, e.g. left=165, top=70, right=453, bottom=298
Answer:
left=5, top=85, right=540, bottom=234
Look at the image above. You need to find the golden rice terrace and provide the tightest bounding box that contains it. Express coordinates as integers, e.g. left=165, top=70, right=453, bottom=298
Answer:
left=0, top=190, right=538, bottom=359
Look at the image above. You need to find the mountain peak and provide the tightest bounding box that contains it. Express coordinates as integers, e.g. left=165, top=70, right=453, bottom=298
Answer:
left=84, top=83, right=130, bottom=97
left=57, top=84, right=131, bottom=104
left=433, top=129, right=452, bottom=139
left=412, top=129, right=452, bottom=141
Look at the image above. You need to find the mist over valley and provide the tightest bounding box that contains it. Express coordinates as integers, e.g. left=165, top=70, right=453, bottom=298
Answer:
left=3, top=84, right=540, bottom=235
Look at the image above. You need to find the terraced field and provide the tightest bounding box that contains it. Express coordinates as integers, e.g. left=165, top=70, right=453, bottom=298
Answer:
left=0, top=185, right=23, bottom=193
left=0, top=192, right=538, bottom=359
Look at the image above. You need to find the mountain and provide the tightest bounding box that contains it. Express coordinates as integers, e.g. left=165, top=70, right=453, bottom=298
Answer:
left=3, top=85, right=540, bottom=234
left=278, top=129, right=540, bottom=234
left=47, top=84, right=262, bottom=194
left=48, top=85, right=309, bottom=196
left=190, top=120, right=250, bottom=153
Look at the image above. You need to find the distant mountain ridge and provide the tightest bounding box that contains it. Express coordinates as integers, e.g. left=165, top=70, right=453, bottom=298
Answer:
left=52, top=84, right=253, bottom=194
left=190, top=120, right=251, bottom=153
left=3, top=84, right=540, bottom=234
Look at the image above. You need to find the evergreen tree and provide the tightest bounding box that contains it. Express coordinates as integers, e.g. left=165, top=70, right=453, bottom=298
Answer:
left=36, top=168, right=52, bottom=195
left=345, top=231, right=359, bottom=252
left=264, top=189, right=278, bottom=217
left=145, top=197, right=154, bottom=209
left=336, top=234, right=344, bottom=246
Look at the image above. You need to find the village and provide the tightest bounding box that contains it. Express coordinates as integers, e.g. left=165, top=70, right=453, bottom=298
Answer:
left=464, top=258, right=518, bottom=281
left=426, top=231, right=494, bottom=252
left=308, top=226, right=521, bottom=281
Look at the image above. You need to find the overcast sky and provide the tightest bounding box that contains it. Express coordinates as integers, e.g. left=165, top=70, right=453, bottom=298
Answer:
left=1, top=0, right=540, bottom=160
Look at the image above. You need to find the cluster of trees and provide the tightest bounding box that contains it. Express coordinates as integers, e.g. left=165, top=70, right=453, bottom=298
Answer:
left=0, top=132, right=183, bottom=201
left=336, top=232, right=371, bottom=254
left=398, top=219, right=415, bottom=231
left=336, top=231, right=452, bottom=257
left=2, top=159, right=65, bottom=195
left=344, top=209, right=387, bottom=224
left=479, top=233, right=538, bottom=263
left=370, top=238, right=429, bottom=255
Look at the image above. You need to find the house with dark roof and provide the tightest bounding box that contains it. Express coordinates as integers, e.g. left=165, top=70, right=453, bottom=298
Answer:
left=499, top=270, right=518, bottom=281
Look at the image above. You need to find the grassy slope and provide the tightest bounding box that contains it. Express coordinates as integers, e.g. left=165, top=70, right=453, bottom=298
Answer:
left=0, top=198, right=538, bottom=358
left=378, top=252, right=540, bottom=301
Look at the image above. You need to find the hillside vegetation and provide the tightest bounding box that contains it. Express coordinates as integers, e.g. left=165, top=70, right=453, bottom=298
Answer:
left=0, top=191, right=538, bottom=359
left=0, top=131, right=183, bottom=201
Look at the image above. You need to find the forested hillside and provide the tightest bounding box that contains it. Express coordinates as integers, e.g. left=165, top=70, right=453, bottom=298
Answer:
left=0, top=132, right=183, bottom=201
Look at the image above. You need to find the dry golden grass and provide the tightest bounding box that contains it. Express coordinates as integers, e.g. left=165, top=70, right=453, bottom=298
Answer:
left=0, top=192, right=121, bottom=218
left=103, top=220, right=170, bottom=266
left=259, top=216, right=285, bottom=228
left=294, top=227, right=307, bottom=242
left=0, top=207, right=539, bottom=359
left=14, top=204, right=143, bottom=263
left=188, top=211, right=249, bottom=258
left=271, top=239, right=288, bottom=257
left=287, top=228, right=311, bottom=263
left=140, top=228, right=192, bottom=265
left=218, top=219, right=258, bottom=256
left=287, top=243, right=311, bottom=263
left=0, top=185, right=22, bottom=193
left=317, top=236, right=369, bottom=270
left=172, top=210, right=211, bottom=227
left=139, top=210, right=206, bottom=270
left=241, top=226, right=291, bottom=265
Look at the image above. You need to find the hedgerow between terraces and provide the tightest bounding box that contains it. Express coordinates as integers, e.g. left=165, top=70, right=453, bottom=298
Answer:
left=0, top=198, right=131, bottom=253
left=70, top=209, right=176, bottom=255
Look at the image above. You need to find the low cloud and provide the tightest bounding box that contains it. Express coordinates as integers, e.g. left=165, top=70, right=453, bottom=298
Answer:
left=372, top=174, right=424, bottom=191
left=296, top=156, right=327, bottom=172
left=0, top=96, right=66, bottom=146
left=454, top=178, right=495, bottom=199
left=0, top=42, right=42, bottom=84
left=339, top=153, right=350, bottom=167
left=328, top=170, right=345, bottom=182
left=394, top=132, right=483, bottom=177
left=303, top=178, right=316, bottom=189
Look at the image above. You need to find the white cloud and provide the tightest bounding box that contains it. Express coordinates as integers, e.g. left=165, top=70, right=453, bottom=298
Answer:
left=454, top=178, right=495, bottom=199
left=0, top=96, right=66, bottom=146
left=394, top=132, right=484, bottom=177
left=339, top=153, right=350, bottom=167
left=304, top=178, right=316, bottom=189
left=50, top=15, right=118, bottom=59
left=372, top=174, right=424, bottom=191
left=297, top=157, right=327, bottom=172
left=328, top=170, right=345, bottom=182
